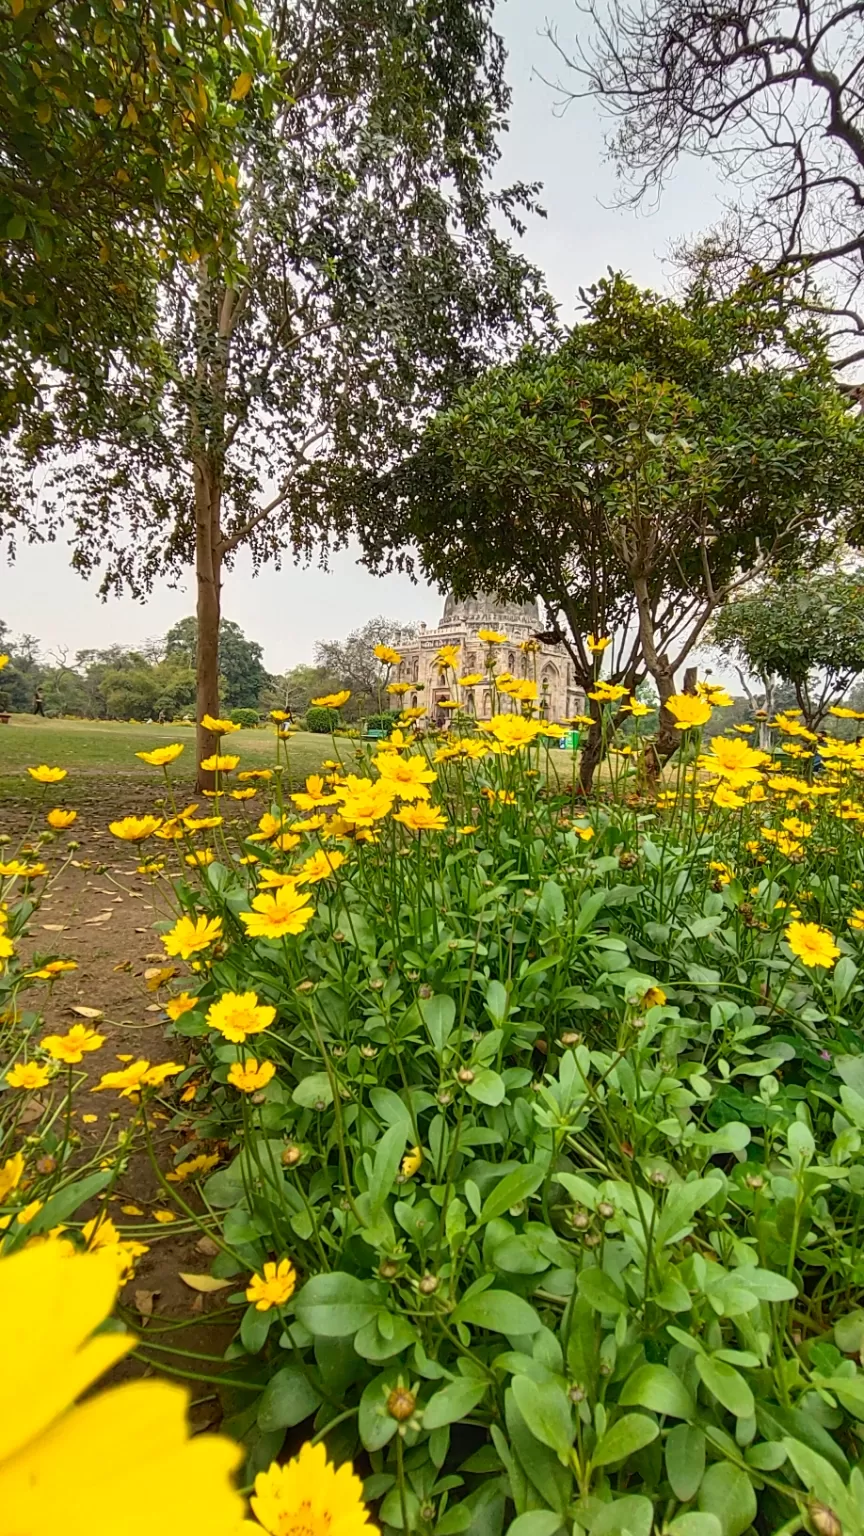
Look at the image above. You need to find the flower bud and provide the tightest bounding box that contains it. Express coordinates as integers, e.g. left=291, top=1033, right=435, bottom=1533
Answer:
left=387, top=1387, right=416, bottom=1422
left=457, top=1067, right=475, bottom=1084
left=379, top=1260, right=399, bottom=1280
left=369, top=977, right=384, bottom=991
left=419, top=1273, right=439, bottom=1295
left=568, top=1384, right=585, bottom=1403
left=597, top=1201, right=615, bottom=1220
left=332, top=930, right=346, bottom=943
left=282, top=1144, right=302, bottom=1167
left=418, top=984, right=433, bottom=1000
left=570, top=1210, right=590, bottom=1230
left=808, top=1502, right=843, bottom=1536
left=560, top=1031, right=582, bottom=1046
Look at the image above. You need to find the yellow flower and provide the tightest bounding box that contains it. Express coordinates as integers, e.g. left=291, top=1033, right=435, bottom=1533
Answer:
left=701, top=736, right=769, bottom=783
left=712, top=785, right=746, bottom=809
left=477, top=628, right=507, bottom=644
left=165, top=992, right=199, bottom=1021
left=292, top=775, right=339, bottom=811
left=665, top=695, right=712, bottom=730
left=135, top=744, right=185, bottom=767
left=41, top=1026, right=105, bottom=1065
left=394, top=804, right=447, bottom=832
left=375, top=753, right=437, bottom=800
left=25, top=959, right=77, bottom=980
left=399, top=706, right=426, bottom=721
left=458, top=673, right=484, bottom=686
left=206, top=991, right=276, bottom=1043
left=239, top=769, right=273, bottom=782
left=0, top=654, right=7, bottom=669
left=829, top=705, right=864, bottom=719
left=92, top=1060, right=182, bottom=1097
left=227, top=1059, right=277, bottom=1093
left=336, top=782, right=396, bottom=827
left=269, top=710, right=289, bottom=722
left=785, top=920, right=840, bottom=969
left=781, top=816, right=813, bottom=840
left=46, top=809, right=77, bottom=830
left=586, top=633, right=611, bottom=653
left=387, top=681, right=412, bottom=696
left=109, top=815, right=163, bottom=843
left=696, top=681, right=734, bottom=706
left=153, top=1210, right=177, bottom=1223
left=246, top=1258, right=297, bottom=1312
left=295, top=850, right=347, bottom=884
left=849, top=909, right=864, bottom=932
left=641, top=986, right=667, bottom=1009
left=16, top=1199, right=44, bottom=1226
left=0, top=1152, right=25, bottom=1202
left=27, top=765, right=67, bottom=784
left=251, top=1441, right=376, bottom=1536
left=401, top=1146, right=422, bottom=1178
left=81, top=1215, right=149, bottom=1280
left=163, top=913, right=222, bottom=959
left=507, top=679, right=538, bottom=703
left=201, top=714, right=241, bottom=734
left=458, top=825, right=478, bottom=835
left=433, top=644, right=461, bottom=670
left=587, top=682, right=629, bottom=702
left=0, top=1242, right=244, bottom=1533
left=199, top=754, right=240, bottom=772
left=185, top=849, right=216, bottom=867
left=310, top=691, right=351, bottom=709
left=241, top=886, right=315, bottom=940
left=374, top=643, right=402, bottom=666
left=483, top=714, right=543, bottom=750
left=166, top=1154, right=220, bottom=1184
left=0, top=934, right=13, bottom=965
left=5, top=1061, right=51, bottom=1090
left=231, top=786, right=258, bottom=800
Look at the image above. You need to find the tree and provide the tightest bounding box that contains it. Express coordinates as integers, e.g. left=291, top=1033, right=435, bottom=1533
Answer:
left=711, top=566, right=864, bottom=729
left=314, top=618, right=418, bottom=719
left=0, top=0, right=268, bottom=431
left=23, top=1, right=548, bottom=786
left=360, top=274, right=864, bottom=785
left=552, top=0, right=864, bottom=358
left=163, top=616, right=270, bottom=711
left=270, top=665, right=341, bottom=719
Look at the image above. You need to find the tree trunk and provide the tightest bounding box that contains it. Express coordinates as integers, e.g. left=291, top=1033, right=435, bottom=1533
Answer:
left=195, top=457, right=222, bottom=791
left=577, top=719, right=604, bottom=794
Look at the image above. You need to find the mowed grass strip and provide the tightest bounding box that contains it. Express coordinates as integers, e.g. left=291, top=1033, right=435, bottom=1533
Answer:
left=0, top=718, right=352, bottom=802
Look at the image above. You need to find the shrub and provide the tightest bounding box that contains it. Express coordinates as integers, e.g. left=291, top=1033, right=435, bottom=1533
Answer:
left=228, top=707, right=260, bottom=728
left=365, top=710, right=399, bottom=732
left=305, top=705, right=340, bottom=733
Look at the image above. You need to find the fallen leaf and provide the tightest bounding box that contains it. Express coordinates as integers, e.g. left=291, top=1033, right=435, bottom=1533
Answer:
left=179, top=1272, right=232, bottom=1293
left=145, top=1004, right=162, bottom=1013
left=71, top=1006, right=104, bottom=1020
left=113, top=961, right=133, bottom=973
left=41, top=923, right=67, bottom=932
left=190, top=1294, right=204, bottom=1313
left=84, top=912, right=113, bottom=925
left=134, top=1289, right=159, bottom=1321
left=195, top=1235, right=220, bottom=1257
left=121, top=1204, right=144, bottom=1216
left=144, top=952, right=165, bottom=962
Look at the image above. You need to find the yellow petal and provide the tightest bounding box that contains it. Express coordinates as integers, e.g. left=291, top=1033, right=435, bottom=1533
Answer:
left=178, top=1272, right=232, bottom=1292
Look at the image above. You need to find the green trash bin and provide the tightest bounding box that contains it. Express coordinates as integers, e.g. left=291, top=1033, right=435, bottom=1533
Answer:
left=559, top=729, right=581, bottom=751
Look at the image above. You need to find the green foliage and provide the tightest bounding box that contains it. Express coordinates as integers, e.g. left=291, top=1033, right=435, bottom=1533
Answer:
left=361, top=272, right=864, bottom=769
left=150, top=701, right=864, bottom=1532
left=712, top=566, right=864, bottom=727
left=314, top=620, right=418, bottom=719
left=229, top=707, right=260, bottom=729
left=163, top=616, right=271, bottom=710
left=305, top=706, right=339, bottom=734
left=366, top=712, right=400, bottom=733
left=0, top=0, right=270, bottom=428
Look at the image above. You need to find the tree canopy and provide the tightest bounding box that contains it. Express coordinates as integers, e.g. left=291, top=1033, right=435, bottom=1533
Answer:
left=359, top=273, right=864, bottom=778
left=164, top=616, right=270, bottom=710
left=0, top=0, right=269, bottom=428
left=12, top=0, right=548, bottom=779
left=712, top=566, right=864, bottom=729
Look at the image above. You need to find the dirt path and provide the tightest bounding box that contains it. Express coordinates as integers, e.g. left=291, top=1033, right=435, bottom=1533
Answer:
left=8, top=794, right=240, bottom=1418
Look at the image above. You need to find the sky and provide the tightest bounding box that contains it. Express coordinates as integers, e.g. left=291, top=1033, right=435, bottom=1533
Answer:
left=2, top=0, right=724, bottom=674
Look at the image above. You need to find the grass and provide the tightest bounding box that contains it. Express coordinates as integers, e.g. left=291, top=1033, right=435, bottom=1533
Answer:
left=0, top=717, right=354, bottom=803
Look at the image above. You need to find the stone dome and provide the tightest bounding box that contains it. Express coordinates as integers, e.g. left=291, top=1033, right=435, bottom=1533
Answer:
left=441, top=591, right=541, bottom=627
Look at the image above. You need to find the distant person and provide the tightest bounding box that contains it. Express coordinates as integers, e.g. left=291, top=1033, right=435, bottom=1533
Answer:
left=32, top=687, right=45, bottom=717
left=811, top=734, right=826, bottom=777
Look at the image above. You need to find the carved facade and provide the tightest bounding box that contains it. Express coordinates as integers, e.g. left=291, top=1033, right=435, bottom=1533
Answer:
left=392, top=593, right=585, bottom=724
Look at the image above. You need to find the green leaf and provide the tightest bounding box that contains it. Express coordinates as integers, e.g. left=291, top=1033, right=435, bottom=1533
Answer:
left=697, top=1463, right=757, bottom=1536
left=257, top=1366, right=321, bottom=1430
left=505, top=1515, right=563, bottom=1536
left=666, top=1517, right=722, bottom=1536
left=7, top=213, right=27, bottom=239
left=695, top=1356, right=754, bottom=1420
left=592, top=1412, right=659, bottom=1467
left=34, top=1170, right=112, bottom=1230
left=467, top=1068, right=506, bottom=1107
left=354, top=1312, right=417, bottom=1361
left=358, top=1373, right=399, bottom=1452
left=368, top=1122, right=408, bottom=1214
left=486, top=979, right=509, bottom=1024
left=619, top=1364, right=695, bottom=1420
left=240, top=1303, right=273, bottom=1355
left=781, top=1438, right=850, bottom=1513
left=577, top=1268, right=628, bottom=1315
left=654, top=1178, right=723, bottom=1247
left=423, top=1376, right=488, bottom=1429
left=292, top=1072, right=333, bottom=1109
left=538, top=880, right=565, bottom=925
left=421, top=993, right=455, bottom=1055
left=590, top=1496, right=654, bottom=1536
left=295, top=1273, right=378, bottom=1336
left=479, top=1164, right=546, bottom=1224
left=453, top=1290, right=543, bottom=1336
left=511, top=1376, right=573, bottom=1460
left=665, top=1425, right=706, bottom=1503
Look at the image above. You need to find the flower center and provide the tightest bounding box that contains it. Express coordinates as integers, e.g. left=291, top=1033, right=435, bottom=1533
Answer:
left=277, top=1506, right=331, bottom=1536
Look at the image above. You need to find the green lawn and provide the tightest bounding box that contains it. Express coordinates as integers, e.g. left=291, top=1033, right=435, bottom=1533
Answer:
left=0, top=717, right=358, bottom=803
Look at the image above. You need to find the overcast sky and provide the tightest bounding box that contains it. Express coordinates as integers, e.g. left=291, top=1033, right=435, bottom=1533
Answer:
left=2, top=0, right=724, bottom=672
